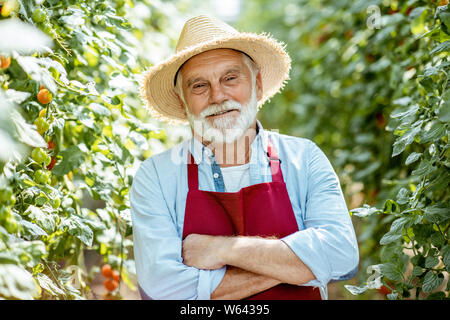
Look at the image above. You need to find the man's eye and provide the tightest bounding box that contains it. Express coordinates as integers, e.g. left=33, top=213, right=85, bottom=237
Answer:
left=226, top=76, right=237, bottom=81
left=193, top=83, right=206, bottom=89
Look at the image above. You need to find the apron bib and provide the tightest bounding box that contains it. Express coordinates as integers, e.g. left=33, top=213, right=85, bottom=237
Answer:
left=182, top=137, right=321, bottom=300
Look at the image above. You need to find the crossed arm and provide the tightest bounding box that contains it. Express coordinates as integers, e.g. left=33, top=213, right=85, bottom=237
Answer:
left=181, top=234, right=315, bottom=300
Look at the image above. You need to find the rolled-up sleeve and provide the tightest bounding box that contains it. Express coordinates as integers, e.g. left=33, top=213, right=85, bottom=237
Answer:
left=130, top=158, right=226, bottom=299
left=281, top=140, right=359, bottom=288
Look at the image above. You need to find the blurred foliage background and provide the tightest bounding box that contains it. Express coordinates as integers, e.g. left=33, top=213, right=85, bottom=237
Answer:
left=0, top=0, right=448, bottom=299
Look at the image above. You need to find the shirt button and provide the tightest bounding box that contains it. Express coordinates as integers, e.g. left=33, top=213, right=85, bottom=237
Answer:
left=213, top=173, right=219, bottom=179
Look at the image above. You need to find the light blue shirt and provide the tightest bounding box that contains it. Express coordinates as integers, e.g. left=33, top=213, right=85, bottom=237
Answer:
left=130, top=119, right=359, bottom=300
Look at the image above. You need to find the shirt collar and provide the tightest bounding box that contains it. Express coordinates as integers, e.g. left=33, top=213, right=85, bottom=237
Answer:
left=188, top=119, right=268, bottom=165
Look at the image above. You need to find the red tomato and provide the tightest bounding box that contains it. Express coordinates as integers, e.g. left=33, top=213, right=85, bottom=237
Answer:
left=101, top=264, right=113, bottom=278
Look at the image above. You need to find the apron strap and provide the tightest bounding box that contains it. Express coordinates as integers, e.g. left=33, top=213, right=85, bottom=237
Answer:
left=187, top=136, right=284, bottom=190
left=187, top=151, right=199, bottom=190
left=267, top=137, right=284, bottom=183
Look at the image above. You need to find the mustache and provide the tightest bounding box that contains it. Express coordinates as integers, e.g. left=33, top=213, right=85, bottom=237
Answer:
left=200, top=100, right=242, bottom=118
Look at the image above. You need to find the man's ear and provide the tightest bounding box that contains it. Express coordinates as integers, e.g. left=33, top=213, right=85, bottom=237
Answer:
left=255, top=70, right=263, bottom=101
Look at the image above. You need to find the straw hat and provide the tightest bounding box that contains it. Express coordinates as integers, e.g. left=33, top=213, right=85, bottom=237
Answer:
left=140, top=15, right=291, bottom=124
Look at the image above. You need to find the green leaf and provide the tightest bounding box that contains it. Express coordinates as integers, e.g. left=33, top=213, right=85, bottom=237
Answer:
left=11, top=110, right=46, bottom=148
left=48, top=118, right=65, bottom=135
left=430, top=232, right=445, bottom=248
left=437, top=100, right=450, bottom=122
left=411, top=254, right=425, bottom=267
left=89, top=103, right=111, bottom=117
left=410, top=7, right=427, bottom=19
left=405, top=152, right=421, bottom=165
left=419, top=121, right=446, bottom=143
left=0, top=264, right=40, bottom=300
left=396, top=187, right=409, bottom=204
left=436, top=5, right=450, bottom=35
left=15, top=55, right=57, bottom=93
left=52, top=145, right=85, bottom=176
left=13, top=240, right=47, bottom=267
left=442, top=245, right=450, bottom=267
left=392, top=126, right=421, bottom=157
left=25, top=205, right=58, bottom=234
left=422, top=271, right=443, bottom=293
left=390, top=216, right=414, bottom=233
left=5, top=89, right=31, bottom=104
left=411, top=159, right=436, bottom=177
left=425, top=256, right=439, bottom=268
left=60, top=215, right=94, bottom=247
left=412, top=266, right=424, bottom=276
left=380, top=231, right=403, bottom=245
left=390, top=104, right=419, bottom=121
left=423, top=204, right=450, bottom=223
left=430, top=40, right=450, bottom=54
left=380, top=262, right=403, bottom=281
left=426, top=291, right=446, bottom=300
left=383, top=199, right=400, bottom=214
left=380, top=243, right=401, bottom=262
left=392, top=96, right=412, bottom=107
left=20, top=219, right=48, bottom=238
left=36, top=273, right=65, bottom=296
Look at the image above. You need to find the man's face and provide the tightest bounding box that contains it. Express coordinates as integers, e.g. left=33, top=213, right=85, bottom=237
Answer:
left=177, top=49, right=262, bottom=144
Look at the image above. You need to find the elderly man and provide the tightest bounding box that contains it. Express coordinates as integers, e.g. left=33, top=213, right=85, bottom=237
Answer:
left=131, top=15, right=359, bottom=300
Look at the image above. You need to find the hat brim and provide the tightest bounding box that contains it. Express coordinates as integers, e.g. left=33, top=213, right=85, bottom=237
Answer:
left=140, top=32, right=291, bottom=125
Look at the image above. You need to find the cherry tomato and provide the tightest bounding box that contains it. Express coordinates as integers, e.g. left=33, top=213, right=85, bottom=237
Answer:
left=0, top=56, right=11, bottom=69
left=0, top=187, right=13, bottom=204
left=38, top=108, right=47, bottom=118
left=31, top=147, right=51, bottom=166
left=46, top=157, right=57, bottom=171
left=101, top=264, right=113, bottom=278
left=34, top=169, right=51, bottom=184
left=47, top=140, right=55, bottom=150
left=37, top=88, right=52, bottom=104
left=0, top=206, right=11, bottom=220
left=5, top=215, right=18, bottom=233
left=32, top=8, right=46, bottom=23
left=104, top=279, right=118, bottom=292
left=1, top=1, right=14, bottom=17
left=34, top=117, right=50, bottom=135
left=111, top=270, right=120, bottom=282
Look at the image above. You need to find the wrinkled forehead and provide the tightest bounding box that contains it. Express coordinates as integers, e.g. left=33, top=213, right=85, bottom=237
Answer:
left=174, top=48, right=254, bottom=85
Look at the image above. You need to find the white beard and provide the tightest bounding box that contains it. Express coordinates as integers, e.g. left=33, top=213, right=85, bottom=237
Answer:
left=186, top=86, right=258, bottom=144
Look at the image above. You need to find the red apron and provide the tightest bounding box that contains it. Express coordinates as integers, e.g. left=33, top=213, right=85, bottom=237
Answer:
left=182, top=137, right=321, bottom=300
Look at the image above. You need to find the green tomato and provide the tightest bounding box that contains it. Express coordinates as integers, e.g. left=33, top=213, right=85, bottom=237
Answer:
left=5, top=215, right=18, bottom=233
left=31, top=147, right=51, bottom=166
left=34, top=117, right=49, bottom=135
left=34, top=169, right=51, bottom=184
left=32, top=8, right=46, bottom=23
left=0, top=187, right=13, bottom=203
left=9, top=194, right=16, bottom=206
left=0, top=206, right=11, bottom=220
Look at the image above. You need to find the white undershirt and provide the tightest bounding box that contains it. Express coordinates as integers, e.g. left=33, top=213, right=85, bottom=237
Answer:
left=220, top=162, right=251, bottom=192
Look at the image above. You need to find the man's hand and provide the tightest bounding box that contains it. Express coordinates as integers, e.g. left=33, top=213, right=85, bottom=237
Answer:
left=182, top=234, right=226, bottom=270
left=182, top=234, right=315, bottom=285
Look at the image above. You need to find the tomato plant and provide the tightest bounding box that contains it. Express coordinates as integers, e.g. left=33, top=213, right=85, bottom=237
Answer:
left=0, top=0, right=190, bottom=300
left=2, top=0, right=447, bottom=301
left=239, top=0, right=449, bottom=299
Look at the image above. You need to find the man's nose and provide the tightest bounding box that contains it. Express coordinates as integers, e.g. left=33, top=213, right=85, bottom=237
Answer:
left=208, top=82, right=227, bottom=105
